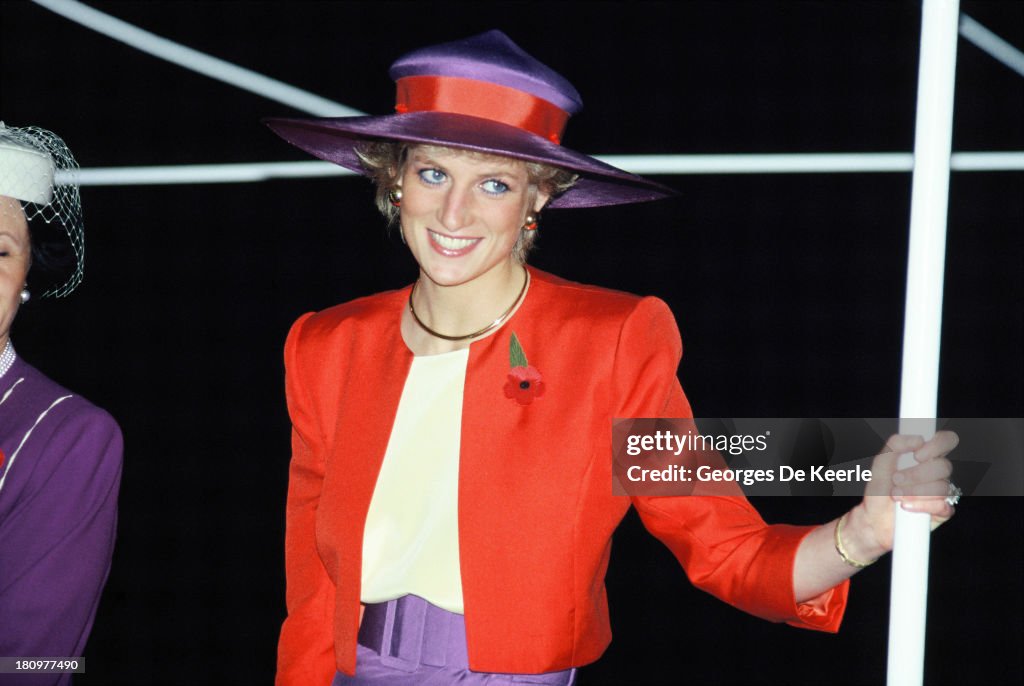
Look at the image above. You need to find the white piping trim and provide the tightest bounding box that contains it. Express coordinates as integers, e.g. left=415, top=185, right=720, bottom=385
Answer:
left=0, top=395, right=73, bottom=494
left=0, top=378, right=25, bottom=408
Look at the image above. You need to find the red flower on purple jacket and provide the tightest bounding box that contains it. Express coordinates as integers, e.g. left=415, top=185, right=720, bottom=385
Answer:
left=504, top=332, right=545, bottom=406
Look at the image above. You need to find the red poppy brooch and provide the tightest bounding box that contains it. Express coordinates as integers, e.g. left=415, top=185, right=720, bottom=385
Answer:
left=503, top=332, right=545, bottom=406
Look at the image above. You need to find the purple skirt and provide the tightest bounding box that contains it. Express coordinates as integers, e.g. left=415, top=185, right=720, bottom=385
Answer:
left=332, top=595, right=576, bottom=685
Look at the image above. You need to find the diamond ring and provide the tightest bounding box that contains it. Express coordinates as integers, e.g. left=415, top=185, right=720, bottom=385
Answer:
left=945, top=482, right=963, bottom=507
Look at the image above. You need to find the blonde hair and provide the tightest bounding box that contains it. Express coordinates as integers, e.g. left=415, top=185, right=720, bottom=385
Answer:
left=355, top=140, right=578, bottom=263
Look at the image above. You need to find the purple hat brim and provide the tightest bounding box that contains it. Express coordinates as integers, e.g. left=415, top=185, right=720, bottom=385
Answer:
left=264, top=113, right=676, bottom=209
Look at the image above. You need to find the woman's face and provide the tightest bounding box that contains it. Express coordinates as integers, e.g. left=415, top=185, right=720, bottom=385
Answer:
left=0, top=196, right=31, bottom=348
left=398, top=146, right=548, bottom=288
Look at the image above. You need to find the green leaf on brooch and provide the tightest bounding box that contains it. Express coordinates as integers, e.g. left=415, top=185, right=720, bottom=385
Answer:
left=509, top=331, right=529, bottom=368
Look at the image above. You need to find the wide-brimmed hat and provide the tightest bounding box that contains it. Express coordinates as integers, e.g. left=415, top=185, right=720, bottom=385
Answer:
left=264, top=30, right=675, bottom=209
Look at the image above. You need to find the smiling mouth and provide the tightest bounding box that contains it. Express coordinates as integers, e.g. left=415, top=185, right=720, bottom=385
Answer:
left=428, top=229, right=481, bottom=254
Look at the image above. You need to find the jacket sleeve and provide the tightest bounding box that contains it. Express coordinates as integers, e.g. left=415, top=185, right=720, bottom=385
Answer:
left=616, top=297, right=848, bottom=632
left=276, top=313, right=338, bottom=686
left=0, top=403, right=122, bottom=686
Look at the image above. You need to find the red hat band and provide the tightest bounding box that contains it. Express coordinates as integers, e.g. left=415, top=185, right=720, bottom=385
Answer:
left=395, top=76, right=569, bottom=144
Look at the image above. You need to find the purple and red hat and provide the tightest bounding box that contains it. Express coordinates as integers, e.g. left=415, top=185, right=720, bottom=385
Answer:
left=264, top=30, right=674, bottom=209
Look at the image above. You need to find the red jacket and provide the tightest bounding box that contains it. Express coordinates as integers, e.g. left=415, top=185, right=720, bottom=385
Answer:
left=277, top=268, right=847, bottom=685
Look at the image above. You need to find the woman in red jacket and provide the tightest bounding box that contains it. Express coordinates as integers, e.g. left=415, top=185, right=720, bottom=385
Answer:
left=265, top=30, right=957, bottom=686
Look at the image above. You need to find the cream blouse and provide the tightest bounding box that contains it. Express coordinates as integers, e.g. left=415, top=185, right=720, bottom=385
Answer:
left=359, top=347, right=469, bottom=613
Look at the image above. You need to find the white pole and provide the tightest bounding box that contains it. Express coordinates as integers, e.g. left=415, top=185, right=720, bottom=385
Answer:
left=959, top=14, right=1024, bottom=78
left=30, top=0, right=363, bottom=117
left=888, top=1, right=959, bottom=685
left=50, top=152, right=1024, bottom=187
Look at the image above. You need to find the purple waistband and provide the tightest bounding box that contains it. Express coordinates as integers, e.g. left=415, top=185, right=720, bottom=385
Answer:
left=358, top=595, right=469, bottom=670
left=357, top=595, right=575, bottom=684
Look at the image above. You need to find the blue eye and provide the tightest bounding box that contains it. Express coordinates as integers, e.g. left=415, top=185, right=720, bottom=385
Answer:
left=418, top=168, right=446, bottom=185
left=481, top=179, right=510, bottom=195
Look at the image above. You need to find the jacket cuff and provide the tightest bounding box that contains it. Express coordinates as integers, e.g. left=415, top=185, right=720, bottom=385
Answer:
left=776, top=524, right=849, bottom=633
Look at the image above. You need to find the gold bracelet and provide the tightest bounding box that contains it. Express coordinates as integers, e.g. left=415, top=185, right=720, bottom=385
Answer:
left=834, top=512, right=878, bottom=569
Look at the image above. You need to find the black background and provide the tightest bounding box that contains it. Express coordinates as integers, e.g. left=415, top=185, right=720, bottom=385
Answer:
left=1, top=1, right=1021, bottom=684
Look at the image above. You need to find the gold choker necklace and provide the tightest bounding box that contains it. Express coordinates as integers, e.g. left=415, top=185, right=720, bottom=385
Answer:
left=409, top=269, right=530, bottom=342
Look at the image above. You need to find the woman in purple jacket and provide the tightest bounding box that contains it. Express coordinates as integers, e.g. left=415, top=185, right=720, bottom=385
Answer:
left=0, top=123, right=122, bottom=685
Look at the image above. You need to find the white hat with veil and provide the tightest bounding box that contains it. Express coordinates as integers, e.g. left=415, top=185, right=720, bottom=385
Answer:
left=0, top=122, right=85, bottom=297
